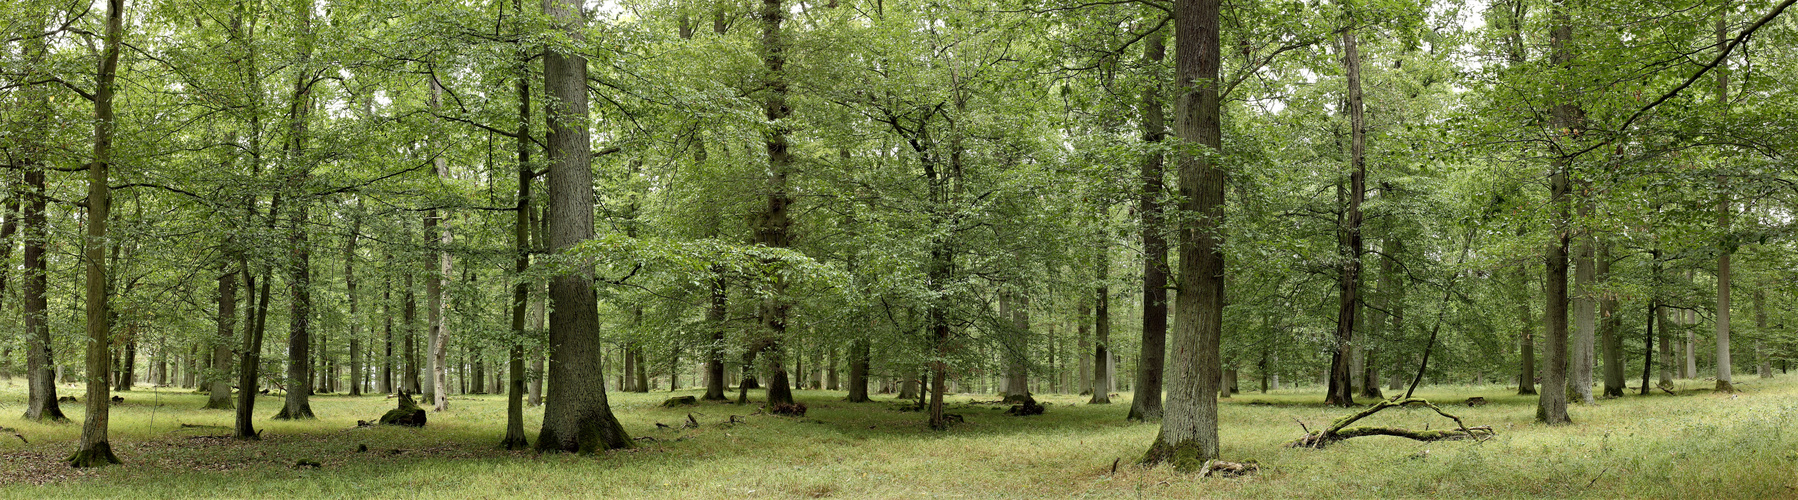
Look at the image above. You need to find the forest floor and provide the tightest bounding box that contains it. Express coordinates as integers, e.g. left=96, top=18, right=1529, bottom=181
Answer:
left=0, top=375, right=1794, bottom=498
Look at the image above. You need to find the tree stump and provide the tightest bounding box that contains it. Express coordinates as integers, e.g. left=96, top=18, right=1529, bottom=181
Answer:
left=378, top=391, right=427, bottom=427
left=660, top=396, right=698, bottom=408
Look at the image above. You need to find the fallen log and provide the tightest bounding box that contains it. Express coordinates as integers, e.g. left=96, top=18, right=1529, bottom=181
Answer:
left=1286, top=397, right=1494, bottom=449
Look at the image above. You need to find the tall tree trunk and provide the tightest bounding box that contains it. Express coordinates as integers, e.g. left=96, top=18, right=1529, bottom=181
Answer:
left=1143, top=0, right=1223, bottom=470
left=1363, top=238, right=1398, bottom=400
left=1712, top=6, right=1735, bottom=392
left=1325, top=26, right=1366, bottom=408
left=426, top=76, right=454, bottom=411
left=1128, top=24, right=1168, bottom=423
left=345, top=203, right=362, bottom=397
left=754, top=0, right=797, bottom=409
left=274, top=0, right=317, bottom=420
left=381, top=270, right=393, bottom=394
left=69, top=0, right=127, bottom=468
left=529, top=280, right=546, bottom=406
left=1598, top=242, right=1624, bottom=397
left=536, top=0, right=630, bottom=453
left=1090, top=248, right=1112, bottom=404
left=19, top=10, right=64, bottom=420
left=503, top=10, right=534, bottom=447
left=1003, top=293, right=1032, bottom=402
left=1537, top=0, right=1577, bottom=425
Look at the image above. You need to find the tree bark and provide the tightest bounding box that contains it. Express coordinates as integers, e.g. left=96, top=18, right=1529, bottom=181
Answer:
left=426, top=76, right=454, bottom=411
left=1325, top=26, right=1366, bottom=408
left=703, top=268, right=729, bottom=400
left=1538, top=0, right=1577, bottom=425
left=536, top=0, right=630, bottom=453
left=1143, top=0, right=1223, bottom=470
left=69, top=0, right=127, bottom=468
left=845, top=339, right=871, bottom=403
left=502, top=13, right=533, bottom=447
left=1712, top=7, right=1735, bottom=392
left=19, top=8, right=65, bottom=422
left=1598, top=242, right=1624, bottom=397
left=345, top=203, right=363, bottom=397
left=1128, top=24, right=1168, bottom=423
left=273, top=0, right=317, bottom=420
left=1090, top=248, right=1112, bottom=404
left=1572, top=213, right=1595, bottom=404
left=206, top=268, right=237, bottom=409
left=754, top=0, right=797, bottom=409
left=1754, top=289, right=1771, bottom=378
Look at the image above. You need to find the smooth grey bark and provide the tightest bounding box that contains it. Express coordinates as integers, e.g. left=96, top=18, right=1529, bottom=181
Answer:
left=535, top=0, right=630, bottom=453
left=206, top=268, right=237, bottom=409
left=1143, top=0, right=1223, bottom=470
left=426, top=76, right=454, bottom=412
left=1712, top=8, right=1735, bottom=392
left=1598, top=243, right=1625, bottom=397
left=1573, top=220, right=1595, bottom=404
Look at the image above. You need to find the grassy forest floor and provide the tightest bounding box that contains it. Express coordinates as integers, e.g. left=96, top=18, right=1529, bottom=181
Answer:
left=0, top=375, right=1795, bottom=498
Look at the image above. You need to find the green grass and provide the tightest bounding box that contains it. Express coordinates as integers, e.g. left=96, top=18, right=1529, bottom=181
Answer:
left=0, top=375, right=1794, bottom=498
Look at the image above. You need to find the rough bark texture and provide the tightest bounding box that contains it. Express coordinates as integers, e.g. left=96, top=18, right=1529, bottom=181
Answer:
left=70, top=0, right=126, bottom=468
left=1143, top=0, right=1223, bottom=471
left=1325, top=27, right=1365, bottom=408
left=1538, top=0, right=1576, bottom=425
left=1713, top=4, right=1735, bottom=394
left=1128, top=26, right=1168, bottom=423
left=274, top=0, right=316, bottom=420
left=755, top=0, right=797, bottom=409
left=206, top=269, right=237, bottom=409
left=19, top=9, right=64, bottom=422
left=536, top=0, right=631, bottom=453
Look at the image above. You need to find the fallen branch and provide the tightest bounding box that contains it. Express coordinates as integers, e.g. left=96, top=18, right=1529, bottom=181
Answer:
left=1287, top=398, right=1494, bottom=449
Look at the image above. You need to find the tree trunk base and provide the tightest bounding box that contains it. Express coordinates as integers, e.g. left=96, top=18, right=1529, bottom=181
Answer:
left=1141, top=438, right=1212, bottom=472
left=1714, top=380, right=1736, bottom=393
left=500, top=435, right=529, bottom=450
left=67, top=442, right=120, bottom=468
left=1126, top=404, right=1161, bottom=422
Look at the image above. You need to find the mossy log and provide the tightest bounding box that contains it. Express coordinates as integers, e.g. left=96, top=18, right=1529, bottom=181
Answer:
left=660, top=396, right=698, bottom=408
left=1286, top=397, right=1493, bottom=449
left=378, top=391, right=427, bottom=427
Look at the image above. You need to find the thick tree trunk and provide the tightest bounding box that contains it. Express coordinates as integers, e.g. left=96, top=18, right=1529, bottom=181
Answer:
left=754, top=0, right=797, bottom=409
left=1128, top=26, right=1168, bottom=423
left=845, top=339, right=871, bottom=403
left=1325, top=27, right=1366, bottom=408
left=536, top=0, right=630, bottom=453
left=1143, top=0, right=1223, bottom=470
left=1003, top=294, right=1032, bottom=403
left=69, top=0, right=127, bottom=468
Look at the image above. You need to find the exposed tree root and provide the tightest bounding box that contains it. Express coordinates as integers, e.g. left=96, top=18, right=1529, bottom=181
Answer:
left=1286, top=397, right=1494, bottom=449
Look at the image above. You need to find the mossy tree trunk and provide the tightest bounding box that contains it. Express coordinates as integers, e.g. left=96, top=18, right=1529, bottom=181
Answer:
left=69, top=0, right=127, bottom=468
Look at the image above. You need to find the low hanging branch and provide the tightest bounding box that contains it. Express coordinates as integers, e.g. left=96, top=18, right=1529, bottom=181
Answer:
left=1286, top=398, right=1494, bottom=449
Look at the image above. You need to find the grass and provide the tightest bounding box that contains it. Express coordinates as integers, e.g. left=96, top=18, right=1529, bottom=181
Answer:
left=0, top=375, right=1794, bottom=498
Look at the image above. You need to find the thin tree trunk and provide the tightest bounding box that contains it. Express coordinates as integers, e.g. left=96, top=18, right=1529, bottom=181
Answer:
left=1598, top=242, right=1624, bottom=397
left=345, top=203, right=363, bottom=397
left=426, top=76, right=454, bottom=412
left=1713, top=2, right=1736, bottom=394
left=502, top=12, right=534, bottom=447
left=703, top=268, right=729, bottom=400
left=274, top=0, right=317, bottom=420
left=1754, top=289, right=1771, bottom=378
left=1537, top=0, right=1577, bottom=425
left=69, top=0, right=127, bottom=467
left=1091, top=248, right=1112, bottom=404
left=1143, top=0, right=1223, bottom=470
left=1325, top=26, right=1365, bottom=408
left=536, top=0, right=630, bottom=453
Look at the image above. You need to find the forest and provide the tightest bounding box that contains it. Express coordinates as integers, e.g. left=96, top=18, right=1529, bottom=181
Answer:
left=1, top=0, right=1797, bottom=496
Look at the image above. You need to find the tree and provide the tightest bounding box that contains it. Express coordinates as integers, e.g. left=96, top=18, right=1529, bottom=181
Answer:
left=68, top=0, right=127, bottom=468
left=1142, top=0, right=1223, bottom=470
left=534, top=0, right=631, bottom=453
